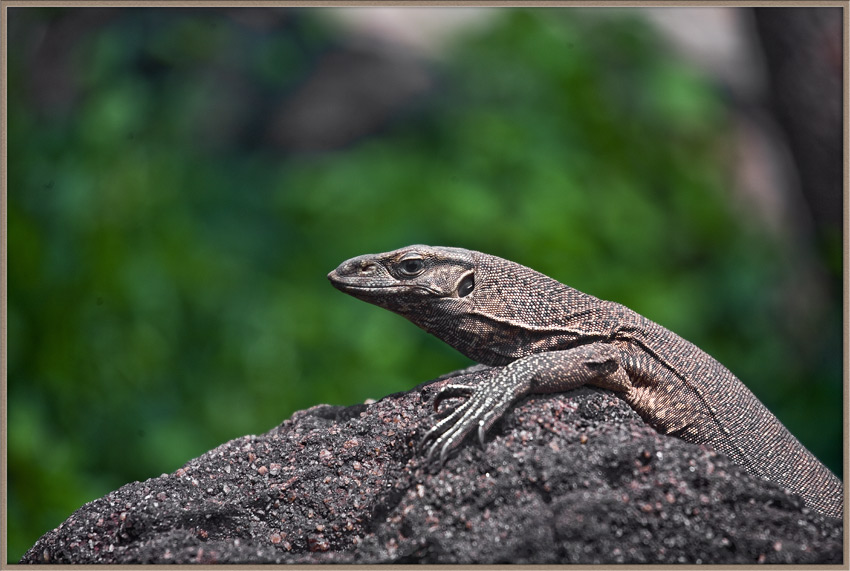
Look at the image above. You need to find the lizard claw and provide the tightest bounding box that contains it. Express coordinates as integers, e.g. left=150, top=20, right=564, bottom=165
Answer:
left=424, top=438, right=439, bottom=463
left=419, top=415, right=450, bottom=454
left=419, top=371, right=526, bottom=466
left=439, top=442, right=450, bottom=465
left=424, top=436, right=451, bottom=466
left=433, top=383, right=475, bottom=412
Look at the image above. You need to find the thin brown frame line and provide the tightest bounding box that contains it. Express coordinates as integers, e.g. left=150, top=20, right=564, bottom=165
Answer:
left=1, top=1, right=846, bottom=7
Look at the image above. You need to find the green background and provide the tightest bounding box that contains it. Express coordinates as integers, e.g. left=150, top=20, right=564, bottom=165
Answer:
left=6, top=8, right=843, bottom=561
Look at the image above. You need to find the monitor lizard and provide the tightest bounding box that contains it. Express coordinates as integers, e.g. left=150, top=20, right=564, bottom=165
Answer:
left=327, top=244, right=844, bottom=519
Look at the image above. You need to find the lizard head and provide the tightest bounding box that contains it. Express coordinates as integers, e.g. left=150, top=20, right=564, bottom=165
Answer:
left=328, top=245, right=476, bottom=315
left=329, top=244, right=597, bottom=365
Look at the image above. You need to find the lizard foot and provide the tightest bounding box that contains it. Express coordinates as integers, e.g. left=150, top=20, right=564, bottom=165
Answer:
left=419, top=372, right=529, bottom=465
left=418, top=347, right=625, bottom=466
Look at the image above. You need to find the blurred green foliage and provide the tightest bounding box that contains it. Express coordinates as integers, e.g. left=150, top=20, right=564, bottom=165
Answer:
left=7, top=8, right=842, bottom=561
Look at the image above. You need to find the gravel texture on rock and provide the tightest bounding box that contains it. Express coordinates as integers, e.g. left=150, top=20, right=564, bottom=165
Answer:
left=22, top=366, right=844, bottom=564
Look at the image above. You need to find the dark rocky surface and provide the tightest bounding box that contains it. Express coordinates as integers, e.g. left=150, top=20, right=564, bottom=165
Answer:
left=22, top=366, right=844, bottom=564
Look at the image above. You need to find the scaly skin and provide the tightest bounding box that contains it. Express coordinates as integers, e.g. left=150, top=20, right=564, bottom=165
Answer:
left=328, top=245, right=844, bottom=519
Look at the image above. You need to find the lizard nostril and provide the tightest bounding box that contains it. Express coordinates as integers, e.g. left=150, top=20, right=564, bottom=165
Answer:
left=359, top=262, right=377, bottom=274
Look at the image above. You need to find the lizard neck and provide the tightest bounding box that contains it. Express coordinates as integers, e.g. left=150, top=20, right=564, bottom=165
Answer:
left=413, top=253, right=616, bottom=365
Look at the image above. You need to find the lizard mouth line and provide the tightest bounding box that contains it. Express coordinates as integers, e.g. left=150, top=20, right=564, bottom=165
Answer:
left=329, top=281, right=442, bottom=296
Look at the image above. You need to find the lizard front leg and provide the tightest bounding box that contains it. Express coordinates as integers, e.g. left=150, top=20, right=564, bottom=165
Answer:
left=420, top=342, right=632, bottom=463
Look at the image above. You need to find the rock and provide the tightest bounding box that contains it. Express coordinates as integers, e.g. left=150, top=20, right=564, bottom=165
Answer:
left=21, top=366, right=843, bottom=564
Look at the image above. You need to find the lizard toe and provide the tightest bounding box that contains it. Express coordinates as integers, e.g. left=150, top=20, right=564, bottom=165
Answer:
left=433, top=383, right=475, bottom=412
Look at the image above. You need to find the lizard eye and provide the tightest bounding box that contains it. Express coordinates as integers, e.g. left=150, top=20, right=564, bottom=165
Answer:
left=457, top=273, right=475, bottom=297
left=398, top=257, right=425, bottom=277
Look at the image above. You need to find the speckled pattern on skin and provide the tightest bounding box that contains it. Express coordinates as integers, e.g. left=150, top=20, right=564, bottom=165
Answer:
left=328, top=245, right=843, bottom=519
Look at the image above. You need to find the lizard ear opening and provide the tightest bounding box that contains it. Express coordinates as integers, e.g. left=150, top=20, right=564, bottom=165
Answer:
left=457, top=273, right=475, bottom=297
